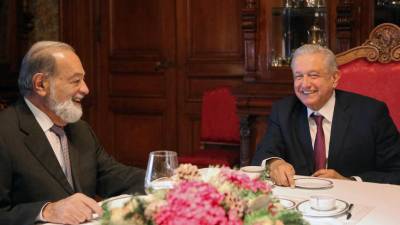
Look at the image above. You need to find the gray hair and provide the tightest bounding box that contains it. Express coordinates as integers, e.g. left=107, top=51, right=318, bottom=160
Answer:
left=18, top=41, right=75, bottom=96
left=290, top=44, right=338, bottom=74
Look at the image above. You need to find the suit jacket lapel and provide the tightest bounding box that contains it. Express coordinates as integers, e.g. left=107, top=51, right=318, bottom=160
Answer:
left=328, top=91, right=351, bottom=168
left=17, top=100, right=74, bottom=194
left=295, top=104, right=315, bottom=173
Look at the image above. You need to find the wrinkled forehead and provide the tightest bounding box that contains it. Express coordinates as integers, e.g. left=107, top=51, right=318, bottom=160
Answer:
left=292, top=53, right=330, bottom=72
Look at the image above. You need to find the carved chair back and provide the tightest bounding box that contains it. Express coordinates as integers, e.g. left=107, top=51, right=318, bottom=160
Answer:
left=336, top=23, right=400, bottom=129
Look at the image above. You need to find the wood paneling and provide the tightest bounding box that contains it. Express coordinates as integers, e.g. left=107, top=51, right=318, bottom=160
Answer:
left=109, top=73, right=166, bottom=97
left=177, top=0, right=245, bottom=155
left=109, top=0, right=161, bottom=57
left=93, top=0, right=177, bottom=167
left=61, top=0, right=246, bottom=166
left=188, top=0, right=243, bottom=59
left=113, top=113, right=164, bottom=167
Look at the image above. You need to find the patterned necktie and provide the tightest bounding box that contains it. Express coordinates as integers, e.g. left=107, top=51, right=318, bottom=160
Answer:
left=311, top=114, right=326, bottom=171
left=51, top=125, right=74, bottom=189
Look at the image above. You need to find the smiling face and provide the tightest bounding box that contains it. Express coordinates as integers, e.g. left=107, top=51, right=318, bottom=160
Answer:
left=44, top=50, right=89, bottom=124
left=292, top=53, right=340, bottom=111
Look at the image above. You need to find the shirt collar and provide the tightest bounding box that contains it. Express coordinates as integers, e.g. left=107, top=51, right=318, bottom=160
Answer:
left=307, top=91, right=336, bottom=123
left=24, top=97, right=54, bottom=132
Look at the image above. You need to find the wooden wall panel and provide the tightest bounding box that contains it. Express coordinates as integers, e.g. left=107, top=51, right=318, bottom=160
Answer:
left=113, top=113, right=164, bottom=167
left=186, top=63, right=244, bottom=77
left=109, top=73, right=165, bottom=97
left=110, top=98, right=166, bottom=113
left=94, top=0, right=177, bottom=167
left=188, top=0, right=243, bottom=59
left=179, top=114, right=201, bottom=157
left=109, top=0, right=161, bottom=56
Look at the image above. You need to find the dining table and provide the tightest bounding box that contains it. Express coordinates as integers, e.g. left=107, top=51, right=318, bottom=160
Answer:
left=273, top=175, right=400, bottom=225
left=43, top=175, right=400, bottom=225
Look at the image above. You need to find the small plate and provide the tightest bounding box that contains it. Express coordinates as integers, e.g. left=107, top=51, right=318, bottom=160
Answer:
left=277, top=197, right=296, bottom=209
left=297, top=199, right=349, bottom=217
left=295, top=178, right=333, bottom=189
left=101, top=194, right=133, bottom=208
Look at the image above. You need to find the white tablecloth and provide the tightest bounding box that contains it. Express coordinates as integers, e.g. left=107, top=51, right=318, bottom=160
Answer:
left=273, top=176, right=400, bottom=225
left=43, top=176, right=400, bottom=225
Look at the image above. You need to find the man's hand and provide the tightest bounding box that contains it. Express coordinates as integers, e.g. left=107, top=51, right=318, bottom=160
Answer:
left=312, top=169, right=350, bottom=180
left=43, top=193, right=103, bottom=225
left=268, top=159, right=296, bottom=187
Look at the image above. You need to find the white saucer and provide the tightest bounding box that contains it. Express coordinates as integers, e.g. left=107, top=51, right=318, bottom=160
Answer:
left=297, top=199, right=349, bottom=217
left=295, top=178, right=333, bottom=189
left=277, top=197, right=296, bottom=209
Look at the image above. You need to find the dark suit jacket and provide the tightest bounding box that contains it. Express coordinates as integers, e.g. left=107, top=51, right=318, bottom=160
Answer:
left=0, top=100, right=145, bottom=225
left=252, top=90, right=400, bottom=184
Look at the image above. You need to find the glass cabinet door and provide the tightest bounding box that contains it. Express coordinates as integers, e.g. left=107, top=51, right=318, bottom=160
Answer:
left=270, top=1, right=328, bottom=67
left=375, top=0, right=400, bottom=25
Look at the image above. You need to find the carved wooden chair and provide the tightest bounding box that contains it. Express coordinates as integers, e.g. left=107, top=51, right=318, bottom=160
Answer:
left=336, top=23, right=400, bottom=129
left=178, top=87, right=240, bottom=168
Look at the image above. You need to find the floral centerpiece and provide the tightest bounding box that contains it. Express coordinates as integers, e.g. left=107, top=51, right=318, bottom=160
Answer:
left=101, top=164, right=307, bottom=225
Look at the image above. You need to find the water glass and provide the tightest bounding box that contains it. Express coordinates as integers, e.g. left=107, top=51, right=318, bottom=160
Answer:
left=144, top=150, right=178, bottom=193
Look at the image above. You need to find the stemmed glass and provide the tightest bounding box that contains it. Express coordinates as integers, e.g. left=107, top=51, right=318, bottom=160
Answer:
left=144, top=150, right=178, bottom=194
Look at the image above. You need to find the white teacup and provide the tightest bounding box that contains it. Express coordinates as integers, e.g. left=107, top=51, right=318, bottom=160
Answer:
left=309, top=195, right=336, bottom=211
left=240, top=166, right=265, bottom=179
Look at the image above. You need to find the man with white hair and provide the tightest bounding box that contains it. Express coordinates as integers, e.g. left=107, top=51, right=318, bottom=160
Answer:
left=252, top=44, right=400, bottom=186
left=0, top=41, right=144, bottom=225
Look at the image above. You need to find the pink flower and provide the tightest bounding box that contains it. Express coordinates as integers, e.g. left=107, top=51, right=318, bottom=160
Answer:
left=220, top=168, right=272, bottom=194
left=155, top=181, right=237, bottom=225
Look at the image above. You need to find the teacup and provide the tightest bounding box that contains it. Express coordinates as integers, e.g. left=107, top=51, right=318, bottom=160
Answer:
left=240, top=166, right=265, bottom=179
left=309, top=195, right=336, bottom=211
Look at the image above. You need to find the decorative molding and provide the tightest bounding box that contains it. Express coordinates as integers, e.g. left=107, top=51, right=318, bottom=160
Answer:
left=337, top=23, right=400, bottom=65
left=239, top=115, right=252, bottom=166
left=241, top=0, right=258, bottom=82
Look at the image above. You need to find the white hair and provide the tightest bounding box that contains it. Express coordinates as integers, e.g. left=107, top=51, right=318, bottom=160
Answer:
left=290, top=44, right=338, bottom=74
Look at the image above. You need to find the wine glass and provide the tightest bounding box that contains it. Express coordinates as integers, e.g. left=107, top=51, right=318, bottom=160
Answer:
left=144, top=150, right=178, bottom=194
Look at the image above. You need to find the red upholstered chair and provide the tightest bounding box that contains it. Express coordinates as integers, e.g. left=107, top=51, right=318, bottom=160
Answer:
left=336, top=23, right=400, bottom=129
left=178, top=87, right=240, bottom=167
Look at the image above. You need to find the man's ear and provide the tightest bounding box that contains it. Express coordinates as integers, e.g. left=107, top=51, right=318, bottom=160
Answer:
left=332, top=70, right=341, bottom=88
left=32, top=73, right=49, bottom=97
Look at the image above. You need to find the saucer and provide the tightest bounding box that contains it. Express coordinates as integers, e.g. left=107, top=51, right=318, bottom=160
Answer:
left=277, top=197, right=296, bottom=209
left=295, top=177, right=333, bottom=189
left=296, top=199, right=349, bottom=217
